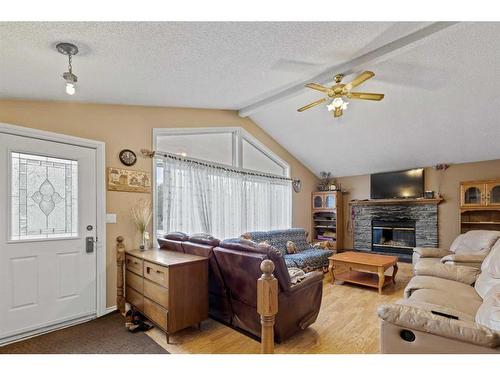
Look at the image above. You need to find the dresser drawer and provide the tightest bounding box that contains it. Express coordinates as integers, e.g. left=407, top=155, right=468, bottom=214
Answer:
left=126, top=286, right=144, bottom=310
left=144, top=297, right=168, bottom=331
left=144, top=278, right=169, bottom=309
left=144, top=261, right=169, bottom=288
left=126, top=270, right=143, bottom=293
left=126, top=255, right=143, bottom=275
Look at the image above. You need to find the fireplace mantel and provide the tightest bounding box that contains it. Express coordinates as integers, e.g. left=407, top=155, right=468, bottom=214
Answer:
left=349, top=198, right=444, bottom=206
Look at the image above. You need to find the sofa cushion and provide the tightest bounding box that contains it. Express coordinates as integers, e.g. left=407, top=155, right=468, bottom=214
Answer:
left=219, top=238, right=269, bottom=254
left=476, top=285, right=500, bottom=331
left=188, top=233, right=220, bottom=247
left=407, top=288, right=482, bottom=319
left=414, top=260, right=480, bottom=285
left=450, top=230, right=500, bottom=255
left=284, top=248, right=333, bottom=270
left=405, top=275, right=481, bottom=299
left=164, top=231, right=189, bottom=241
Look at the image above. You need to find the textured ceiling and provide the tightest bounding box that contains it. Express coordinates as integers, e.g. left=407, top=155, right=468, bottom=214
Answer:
left=1, top=22, right=500, bottom=177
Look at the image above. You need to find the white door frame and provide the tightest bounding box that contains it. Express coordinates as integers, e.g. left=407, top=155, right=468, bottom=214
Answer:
left=0, top=122, right=107, bottom=318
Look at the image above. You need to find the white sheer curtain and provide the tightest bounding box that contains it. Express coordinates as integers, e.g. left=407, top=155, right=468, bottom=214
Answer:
left=156, top=157, right=292, bottom=239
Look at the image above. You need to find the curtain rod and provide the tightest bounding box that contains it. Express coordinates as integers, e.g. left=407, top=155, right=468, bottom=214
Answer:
left=140, top=149, right=294, bottom=182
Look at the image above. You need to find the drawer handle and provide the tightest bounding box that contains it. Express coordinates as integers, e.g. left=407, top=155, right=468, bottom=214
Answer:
left=156, top=270, right=163, bottom=274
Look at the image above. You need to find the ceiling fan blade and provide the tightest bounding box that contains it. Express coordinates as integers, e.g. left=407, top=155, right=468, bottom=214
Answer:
left=349, top=92, right=385, bottom=101
left=344, top=71, right=375, bottom=91
left=297, top=98, right=327, bottom=112
left=305, top=83, right=331, bottom=93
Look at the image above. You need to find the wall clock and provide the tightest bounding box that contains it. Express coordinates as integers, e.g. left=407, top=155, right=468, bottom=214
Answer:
left=119, top=149, right=137, bottom=166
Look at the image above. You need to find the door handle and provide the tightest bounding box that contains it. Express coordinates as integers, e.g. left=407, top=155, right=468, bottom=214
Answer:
left=86, top=236, right=95, bottom=253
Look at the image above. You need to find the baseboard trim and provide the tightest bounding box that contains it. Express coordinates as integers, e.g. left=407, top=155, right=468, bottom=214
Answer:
left=105, top=305, right=118, bottom=315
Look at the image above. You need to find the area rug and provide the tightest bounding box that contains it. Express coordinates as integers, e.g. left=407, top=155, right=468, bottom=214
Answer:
left=0, top=311, right=168, bottom=354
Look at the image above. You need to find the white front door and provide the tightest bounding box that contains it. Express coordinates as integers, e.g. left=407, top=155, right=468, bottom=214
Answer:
left=0, top=132, right=97, bottom=343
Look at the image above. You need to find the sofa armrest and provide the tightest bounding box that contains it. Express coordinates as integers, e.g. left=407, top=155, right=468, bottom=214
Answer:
left=414, top=262, right=480, bottom=285
left=414, top=247, right=453, bottom=258
left=440, top=253, right=486, bottom=268
left=378, top=303, right=500, bottom=348
left=287, top=271, right=323, bottom=295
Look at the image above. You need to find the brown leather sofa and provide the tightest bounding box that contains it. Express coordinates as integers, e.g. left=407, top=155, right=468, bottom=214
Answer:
left=158, top=233, right=324, bottom=342
left=158, top=232, right=232, bottom=324
left=214, top=239, right=324, bottom=342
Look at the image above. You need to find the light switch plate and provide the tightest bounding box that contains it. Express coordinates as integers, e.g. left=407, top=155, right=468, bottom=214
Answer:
left=106, top=213, right=117, bottom=224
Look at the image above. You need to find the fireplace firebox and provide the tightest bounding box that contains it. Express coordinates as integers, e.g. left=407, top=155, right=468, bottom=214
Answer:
left=371, top=219, right=416, bottom=259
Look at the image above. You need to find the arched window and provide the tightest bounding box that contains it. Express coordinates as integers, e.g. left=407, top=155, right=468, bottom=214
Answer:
left=153, top=127, right=291, bottom=239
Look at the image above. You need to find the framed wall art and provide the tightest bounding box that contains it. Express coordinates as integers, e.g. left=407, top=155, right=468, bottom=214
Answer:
left=107, top=167, right=151, bottom=193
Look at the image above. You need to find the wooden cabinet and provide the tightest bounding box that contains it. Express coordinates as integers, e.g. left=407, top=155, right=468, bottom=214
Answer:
left=486, top=182, right=500, bottom=206
left=125, top=249, right=208, bottom=343
left=460, top=179, right=500, bottom=234
left=312, top=191, right=343, bottom=251
left=312, top=192, right=337, bottom=211
left=460, top=179, right=500, bottom=207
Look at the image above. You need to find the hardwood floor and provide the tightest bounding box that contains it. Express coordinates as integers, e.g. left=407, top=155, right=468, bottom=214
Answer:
left=146, top=262, right=413, bottom=354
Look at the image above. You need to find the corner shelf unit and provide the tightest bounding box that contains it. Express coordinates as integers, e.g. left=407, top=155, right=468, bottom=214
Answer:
left=460, top=178, right=500, bottom=234
left=312, top=191, right=343, bottom=251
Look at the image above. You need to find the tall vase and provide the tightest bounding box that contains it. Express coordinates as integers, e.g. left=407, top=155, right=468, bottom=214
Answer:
left=139, top=231, right=146, bottom=250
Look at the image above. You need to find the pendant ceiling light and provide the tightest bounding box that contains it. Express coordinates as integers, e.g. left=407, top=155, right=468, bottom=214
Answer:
left=56, top=42, right=79, bottom=96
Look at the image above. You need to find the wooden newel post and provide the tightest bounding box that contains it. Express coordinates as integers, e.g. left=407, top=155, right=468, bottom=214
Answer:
left=116, top=236, right=126, bottom=314
left=257, top=259, right=278, bottom=354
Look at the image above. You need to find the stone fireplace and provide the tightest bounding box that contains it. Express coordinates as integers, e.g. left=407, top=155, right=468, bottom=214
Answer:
left=350, top=199, right=441, bottom=262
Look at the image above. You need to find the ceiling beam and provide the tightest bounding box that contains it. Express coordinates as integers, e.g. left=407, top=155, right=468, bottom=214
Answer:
left=238, top=22, right=459, bottom=117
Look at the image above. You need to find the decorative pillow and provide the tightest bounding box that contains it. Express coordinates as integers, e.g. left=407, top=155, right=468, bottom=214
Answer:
left=313, top=241, right=335, bottom=250
left=240, top=233, right=252, bottom=240
left=286, top=241, right=297, bottom=254
left=259, top=240, right=269, bottom=246
left=288, top=267, right=306, bottom=284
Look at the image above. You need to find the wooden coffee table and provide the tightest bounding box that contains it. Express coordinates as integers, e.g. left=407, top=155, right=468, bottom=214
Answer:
left=328, top=251, right=398, bottom=294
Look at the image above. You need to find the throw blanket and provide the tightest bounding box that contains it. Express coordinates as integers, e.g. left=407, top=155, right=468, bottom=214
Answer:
left=288, top=267, right=306, bottom=284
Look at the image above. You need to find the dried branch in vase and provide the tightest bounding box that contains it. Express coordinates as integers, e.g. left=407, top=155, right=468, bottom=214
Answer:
left=131, top=198, right=152, bottom=250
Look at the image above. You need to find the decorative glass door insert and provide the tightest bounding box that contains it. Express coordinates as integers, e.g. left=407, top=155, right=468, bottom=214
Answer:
left=10, top=152, right=78, bottom=240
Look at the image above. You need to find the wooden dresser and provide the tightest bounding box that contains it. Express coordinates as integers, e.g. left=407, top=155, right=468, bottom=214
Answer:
left=124, top=249, right=208, bottom=343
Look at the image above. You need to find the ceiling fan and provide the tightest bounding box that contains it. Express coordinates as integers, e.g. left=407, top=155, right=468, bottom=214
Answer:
left=297, top=71, right=384, bottom=118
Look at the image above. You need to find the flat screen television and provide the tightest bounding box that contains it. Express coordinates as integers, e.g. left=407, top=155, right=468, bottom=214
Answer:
left=370, top=168, right=424, bottom=199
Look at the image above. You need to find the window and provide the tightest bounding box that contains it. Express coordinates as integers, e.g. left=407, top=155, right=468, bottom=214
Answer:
left=242, top=138, right=285, bottom=176
left=10, top=152, right=78, bottom=240
left=154, top=128, right=291, bottom=239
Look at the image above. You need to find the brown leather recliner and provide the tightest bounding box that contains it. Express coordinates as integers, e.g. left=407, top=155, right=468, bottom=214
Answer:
left=181, top=234, right=233, bottom=324
left=214, top=239, right=324, bottom=343
left=157, top=231, right=188, bottom=253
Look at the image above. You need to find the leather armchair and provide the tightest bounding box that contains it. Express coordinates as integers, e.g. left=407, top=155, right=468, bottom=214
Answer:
left=214, top=239, right=324, bottom=342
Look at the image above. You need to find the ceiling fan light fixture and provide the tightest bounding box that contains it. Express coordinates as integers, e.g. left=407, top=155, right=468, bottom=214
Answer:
left=299, top=71, right=383, bottom=119
left=327, top=98, right=348, bottom=113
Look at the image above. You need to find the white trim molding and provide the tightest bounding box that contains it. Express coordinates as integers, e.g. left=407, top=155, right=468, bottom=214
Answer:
left=0, top=122, right=107, bottom=319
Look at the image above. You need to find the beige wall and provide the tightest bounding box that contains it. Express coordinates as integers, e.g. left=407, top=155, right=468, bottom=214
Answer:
left=337, top=159, right=500, bottom=250
left=0, top=99, right=318, bottom=308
